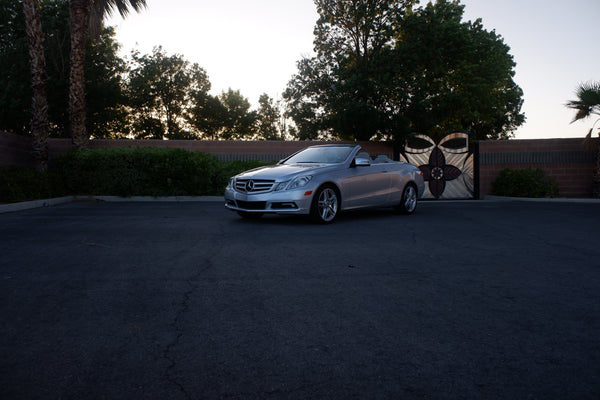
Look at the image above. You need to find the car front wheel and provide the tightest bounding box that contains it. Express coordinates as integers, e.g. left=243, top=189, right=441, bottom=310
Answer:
left=310, top=184, right=339, bottom=223
left=396, top=184, right=418, bottom=214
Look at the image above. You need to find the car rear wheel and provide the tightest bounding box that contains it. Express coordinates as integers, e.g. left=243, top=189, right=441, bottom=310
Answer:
left=237, top=211, right=263, bottom=219
left=310, top=184, right=339, bottom=223
left=396, top=184, right=417, bottom=214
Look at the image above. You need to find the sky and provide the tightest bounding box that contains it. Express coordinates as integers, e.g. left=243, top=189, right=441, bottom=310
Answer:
left=106, top=0, right=600, bottom=140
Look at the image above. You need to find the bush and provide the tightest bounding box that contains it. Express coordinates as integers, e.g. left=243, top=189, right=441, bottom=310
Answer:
left=491, top=167, right=559, bottom=198
left=1, top=148, right=275, bottom=203
left=52, top=147, right=274, bottom=198
left=54, top=147, right=223, bottom=196
left=0, top=166, right=65, bottom=203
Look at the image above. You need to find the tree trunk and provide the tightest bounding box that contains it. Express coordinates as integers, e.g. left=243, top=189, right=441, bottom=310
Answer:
left=69, top=0, right=89, bottom=149
left=22, top=0, right=49, bottom=171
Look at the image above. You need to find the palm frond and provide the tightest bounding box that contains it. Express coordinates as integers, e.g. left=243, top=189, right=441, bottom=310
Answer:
left=89, top=0, right=148, bottom=38
left=567, top=81, right=600, bottom=123
left=568, top=105, right=592, bottom=123
left=96, top=0, right=147, bottom=19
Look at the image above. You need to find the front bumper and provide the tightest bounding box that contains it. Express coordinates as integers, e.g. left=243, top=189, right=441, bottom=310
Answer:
left=224, top=187, right=314, bottom=215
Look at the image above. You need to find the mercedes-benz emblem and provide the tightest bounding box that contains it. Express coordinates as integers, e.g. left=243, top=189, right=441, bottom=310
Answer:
left=245, top=180, right=255, bottom=192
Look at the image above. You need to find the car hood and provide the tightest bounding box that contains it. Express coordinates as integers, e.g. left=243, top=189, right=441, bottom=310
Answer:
left=236, top=163, right=338, bottom=181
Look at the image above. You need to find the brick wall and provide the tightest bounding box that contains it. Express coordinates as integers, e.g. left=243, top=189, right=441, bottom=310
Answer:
left=0, top=131, right=37, bottom=168
left=46, top=138, right=395, bottom=162
left=479, top=138, right=597, bottom=198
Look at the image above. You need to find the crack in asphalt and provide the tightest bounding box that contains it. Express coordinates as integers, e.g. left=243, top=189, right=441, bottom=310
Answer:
left=163, top=259, right=211, bottom=399
left=161, top=234, right=225, bottom=399
left=163, top=282, right=195, bottom=399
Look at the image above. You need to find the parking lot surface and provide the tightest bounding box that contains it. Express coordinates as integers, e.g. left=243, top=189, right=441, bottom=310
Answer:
left=1, top=200, right=599, bottom=399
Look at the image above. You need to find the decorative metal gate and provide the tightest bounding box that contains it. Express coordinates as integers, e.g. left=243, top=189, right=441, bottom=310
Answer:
left=400, top=132, right=477, bottom=199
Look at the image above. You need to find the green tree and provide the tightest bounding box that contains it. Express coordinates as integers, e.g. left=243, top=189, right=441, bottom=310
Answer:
left=256, top=94, right=281, bottom=140
left=1, top=0, right=36, bottom=136
left=394, top=0, right=524, bottom=141
left=283, top=57, right=332, bottom=140
left=127, top=46, right=210, bottom=139
left=284, top=0, right=524, bottom=142
left=41, top=0, right=71, bottom=137
left=218, top=89, right=256, bottom=140
left=186, top=93, right=228, bottom=140
left=42, top=0, right=128, bottom=139
left=567, top=80, right=600, bottom=197
left=1, top=0, right=130, bottom=142
left=313, top=0, right=416, bottom=67
left=284, top=0, right=417, bottom=141
left=84, top=26, right=129, bottom=138
left=68, top=0, right=146, bottom=148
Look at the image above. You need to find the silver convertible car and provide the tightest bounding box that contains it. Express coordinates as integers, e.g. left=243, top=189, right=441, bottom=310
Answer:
left=224, top=144, right=425, bottom=223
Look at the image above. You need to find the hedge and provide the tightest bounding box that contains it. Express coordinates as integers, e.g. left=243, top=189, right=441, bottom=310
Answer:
left=1, top=147, right=271, bottom=203
left=0, top=166, right=66, bottom=203
left=491, top=167, right=559, bottom=198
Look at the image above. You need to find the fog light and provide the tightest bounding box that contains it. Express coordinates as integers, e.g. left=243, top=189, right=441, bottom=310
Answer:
left=272, top=202, right=298, bottom=209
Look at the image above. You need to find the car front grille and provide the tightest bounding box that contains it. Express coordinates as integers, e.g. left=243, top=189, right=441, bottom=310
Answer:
left=235, top=179, right=274, bottom=193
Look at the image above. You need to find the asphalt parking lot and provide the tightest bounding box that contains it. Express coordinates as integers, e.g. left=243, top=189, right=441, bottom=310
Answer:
left=1, top=200, right=599, bottom=399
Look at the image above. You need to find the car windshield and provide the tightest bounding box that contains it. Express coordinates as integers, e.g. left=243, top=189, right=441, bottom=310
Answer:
left=283, top=146, right=354, bottom=165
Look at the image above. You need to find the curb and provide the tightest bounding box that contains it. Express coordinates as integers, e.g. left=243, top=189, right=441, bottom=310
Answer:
left=0, top=196, right=74, bottom=214
left=0, top=195, right=223, bottom=214
left=73, top=195, right=223, bottom=203
left=482, top=195, right=600, bottom=203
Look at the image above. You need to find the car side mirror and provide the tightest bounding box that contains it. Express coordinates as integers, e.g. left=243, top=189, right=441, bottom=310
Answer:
left=354, top=157, right=371, bottom=167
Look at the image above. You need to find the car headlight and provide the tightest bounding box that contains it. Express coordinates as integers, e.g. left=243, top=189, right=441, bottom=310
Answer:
left=288, top=175, right=312, bottom=190
left=227, top=178, right=236, bottom=190
left=274, top=175, right=312, bottom=191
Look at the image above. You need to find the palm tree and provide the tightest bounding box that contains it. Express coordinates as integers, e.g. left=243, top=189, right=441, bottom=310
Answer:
left=567, top=81, right=600, bottom=197
left=22, top=0, right=49, bottom=170
left=69, top=0, right=147, bottom=149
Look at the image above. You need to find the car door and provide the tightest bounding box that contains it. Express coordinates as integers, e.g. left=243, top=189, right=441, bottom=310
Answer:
left=340, top=162, right=392, bottom=209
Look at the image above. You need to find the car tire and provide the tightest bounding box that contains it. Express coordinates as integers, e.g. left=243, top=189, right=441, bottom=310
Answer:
left=237, top=211, right=263, bottom=219
left=310, top=184, right=340, bottom=223
left=395, top=183, right=418, bottom=215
